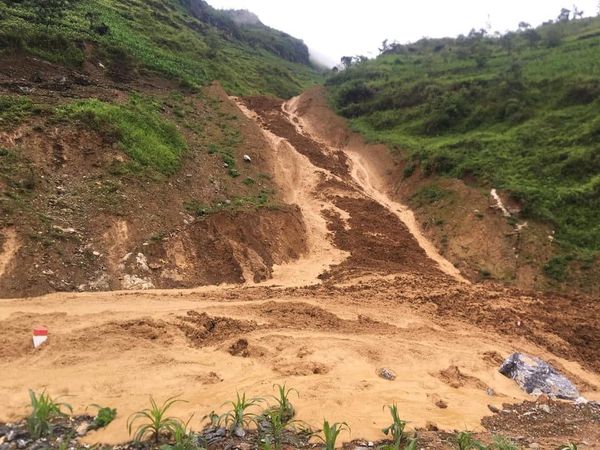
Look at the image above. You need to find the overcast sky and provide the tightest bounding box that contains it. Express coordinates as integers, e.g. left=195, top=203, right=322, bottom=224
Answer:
left=208, top=0, right=598, bottom=66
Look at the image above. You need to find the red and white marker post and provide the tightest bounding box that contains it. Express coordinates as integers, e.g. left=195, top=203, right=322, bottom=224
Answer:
left=32, top=326, right=48, bottom=348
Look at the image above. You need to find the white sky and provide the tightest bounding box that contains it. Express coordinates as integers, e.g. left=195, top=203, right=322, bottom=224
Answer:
left=208, top=0, right=599, bottom=66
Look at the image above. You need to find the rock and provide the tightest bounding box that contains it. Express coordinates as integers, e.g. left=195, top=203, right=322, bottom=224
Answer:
left=499, top=353, right=580, bottom=400
left=0, top=444, right=10, bottom=450
left=435, top=399, right=448, bottom=409
left=16, top=439, right=29, bottom=449
left=425, top=421, right=439, bottom=431
left=149, top=263, right=162, bottom=270
left=122, top=275, right=154, bottom=290
left=136, top=253, right=150, bottom=272
left=538, top=404, right=551, bottom=414
left=5, top=430, right=16, bottom=442
left=76, top=422, right=90, bottom=437
left=488, top=404, right=500, bottom=414
left=486, top=387, right=495, bottom=396
left=528, top=443, right=540, bottom=449
left=377, top=368, right=396, bottom=381
left=243, top=154, right=252, bottom=163
left=233, top=425, right=245, bottom=438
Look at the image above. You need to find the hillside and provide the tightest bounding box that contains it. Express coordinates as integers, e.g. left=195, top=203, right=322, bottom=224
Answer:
left=326, top=16, right=600, bottom=294
left=0, top=0, right=320, bottom=97
left=0, top=0, right=321, bottom=297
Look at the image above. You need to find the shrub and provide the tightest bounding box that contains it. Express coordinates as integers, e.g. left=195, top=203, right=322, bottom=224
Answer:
left=89, top=404, right=117, bottom=430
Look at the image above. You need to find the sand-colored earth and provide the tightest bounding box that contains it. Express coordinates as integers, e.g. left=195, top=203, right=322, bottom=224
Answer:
left=1, top=88, right=599, bottom=447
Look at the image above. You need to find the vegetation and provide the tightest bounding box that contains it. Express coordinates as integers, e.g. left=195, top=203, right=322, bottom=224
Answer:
left=0, top=0, right=321, bottom=97
left=319, top=420, right=350, bottom=450
left=127, top=395, right=187, bottom=444
left=327, top=14, right=600, bottom=277
left=455, top=431, right=487, bottom=450
left=270, top=383, right=298, bottom=423
left=88, top=404, right=117, bottom=430
left=381, top=404, right=408, bottom=449
left=56, top=97, right=187, bottom=175
left=217, top=392, right=264, bottom=436
left=27, top=389, right=73, bottom=439
left=0, top=95, right=34, bottom=128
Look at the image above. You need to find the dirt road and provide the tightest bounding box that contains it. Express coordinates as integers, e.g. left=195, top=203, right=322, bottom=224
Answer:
left=1, top=89, right=599, bottom=447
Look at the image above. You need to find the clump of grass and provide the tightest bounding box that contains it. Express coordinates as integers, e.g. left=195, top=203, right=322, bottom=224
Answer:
left=160, top=416, right=204, bottom=450
left=89, top=404, right=117, bottom=430
left=0, top=95, right=33, bottom=128
left=27, top=389, right=72, bottom=439
left=491, top=435, right=519, bottom=450
left=455, top=431, right=487, bottom=450
left=127, top=395, right=186, bottom=444
left=56, top=97, right=186, bottom=175
left=318, top=420, right=349, bottom=450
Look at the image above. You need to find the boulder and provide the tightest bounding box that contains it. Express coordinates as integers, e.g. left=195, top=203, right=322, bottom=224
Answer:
left=499, top=353, right=580, bottom=400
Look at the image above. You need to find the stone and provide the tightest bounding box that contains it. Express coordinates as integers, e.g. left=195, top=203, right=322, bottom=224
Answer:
left=488, top=404, right=500, bottom=414
left=435, top=399, right=448, bottom=409
left=425, top=421, right=439, bottom=431
left=243, top=154, right=252, bottom=163
left=121, top=275, right=154, bottom=290
left=486, top=387, right=495, bottom=396
left=16, top=439, right=29, bottom=449
left=76, top=422, right=90, bottom=437
left=528, top=444, right=540, bottom=449
left=377, top=367, right=396, bottom=381
left=538, top=404, right=551, bottom=414
left=5, top=430, right=17, bottom=442
left=499, top=353, right=580, bottom=400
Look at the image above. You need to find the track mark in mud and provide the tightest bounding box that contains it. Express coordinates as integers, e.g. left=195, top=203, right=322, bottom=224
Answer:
left=177, top=311, right=258, bottom=347
left=436, top=365, right=489, bottom=390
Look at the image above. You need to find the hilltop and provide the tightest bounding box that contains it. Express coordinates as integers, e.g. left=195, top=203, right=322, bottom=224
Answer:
left=327, top=15, right=600, bottom=295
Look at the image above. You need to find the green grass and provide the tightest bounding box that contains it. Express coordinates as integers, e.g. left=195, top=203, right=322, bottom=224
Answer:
left=56, top=96, right=187, bottom=175
left=0, top=0, right=321, bottom=97
left=0, top=95, right=34, bottom=128
left=327, top=17, right=600, bottom=269
left=27, top=389, right=73, bottom=439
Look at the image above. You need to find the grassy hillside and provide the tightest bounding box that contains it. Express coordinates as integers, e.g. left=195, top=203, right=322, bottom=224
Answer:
left=0, top=0, right=321, bottom=97
left=327, top=16, right=600, bottom=283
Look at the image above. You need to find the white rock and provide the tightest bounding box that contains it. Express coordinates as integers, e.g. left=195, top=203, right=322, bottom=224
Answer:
left=136, top=253, right=150, bottom=272
left=122, top=275, right=154, bottom=290
left=243, top=154, right=252, bottom=163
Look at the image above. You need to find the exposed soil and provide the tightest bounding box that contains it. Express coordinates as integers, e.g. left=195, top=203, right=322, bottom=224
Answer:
left=1, top=79, right=599, bottom=449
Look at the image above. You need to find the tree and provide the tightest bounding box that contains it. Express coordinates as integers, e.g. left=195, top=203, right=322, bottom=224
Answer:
left=340, top=56, right=353, bottom=70
left=557, top=7, right=571, bottom=22
left=518, top=21, right=531, bottom=31
left=523, top=28, right=542, bottom=47
left=379, top=39, right=390, bottom=54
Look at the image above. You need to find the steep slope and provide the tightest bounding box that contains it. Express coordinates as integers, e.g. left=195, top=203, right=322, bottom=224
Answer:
left=0, top=0, right=322, bottom=297
left=0, top=0, right=320, bottom=97
left=326, top=16, right=600, bottom=295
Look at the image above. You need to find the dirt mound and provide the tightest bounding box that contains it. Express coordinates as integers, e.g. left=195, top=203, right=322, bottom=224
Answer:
left=437, top=365, right=489, bottom=390
left=482, top=399, right=600, bottom=442
left=178, top=311, right=258, bottom=347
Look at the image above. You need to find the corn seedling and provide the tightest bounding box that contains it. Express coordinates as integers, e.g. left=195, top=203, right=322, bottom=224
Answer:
left=319, top=420, right=350, bottom=450
left=262, top=411, right=286, bottom=450
left=160, top=415, right=204, bottom=450
left=381, top=404, right=407, bottom=449
left=560, top=445, right=578, bottom=450
left=127, top=395, right=186, bottom=444
left=271, top=383, right=298, bottom=423
left=219, top=392, right=264, bottom=437
left=456, top=431, right=488, bottom=450
left=88, top=404, right=117, bottom=430
left=27, top=389, right=73, bottom=439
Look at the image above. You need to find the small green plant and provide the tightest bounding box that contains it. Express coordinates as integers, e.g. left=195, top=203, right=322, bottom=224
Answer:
left=456, top=431, right=488, bottom=450
left=27, top=390, right=73, bottom=439
left=262, top=410, right=285, bottom=450
left=219, top=392, right=264, bottom=436
left=89, top=404, right=117, bottom=430
left=127, top=395, right=186, bottom=444
left=490, top=435, right=518, bottom=450
left=319, top=420, right=350, bottom=450
left=160, top=416, right=204, bottom=450
left=381, top=404, right=408, bottom=449
left=271, top=383, right=298, bottom=423
left=560, top=444, right=578, bottom=450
